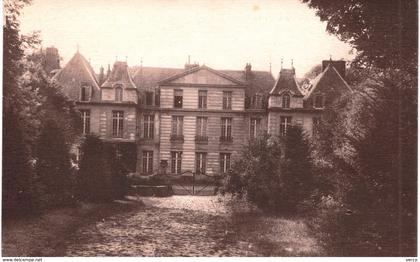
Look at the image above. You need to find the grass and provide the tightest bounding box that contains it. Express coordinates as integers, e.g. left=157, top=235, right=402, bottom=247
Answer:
left=2, top=199, right=144, bottom=257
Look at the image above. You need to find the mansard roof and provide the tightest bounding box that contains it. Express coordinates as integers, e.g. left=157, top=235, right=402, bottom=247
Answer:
left=304, top=64, right=352, bottom=99
left=269, top=68, right=304, bottom=97
left=131, top=65, right=275, bottom=96
left=101, top=61, right=137, bottom=89
left=52, top=51, right=100, bottom=101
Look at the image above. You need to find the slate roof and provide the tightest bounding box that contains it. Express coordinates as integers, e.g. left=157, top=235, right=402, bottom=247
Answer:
left=131, top=65, right=275, bottom=96
left=304, top=64, right=352, bottom=99
left=101, top=61, right=137, bottom=89
left=52, top=51, right=100, bottom=101
left=269, top=68, right=303, bottom=97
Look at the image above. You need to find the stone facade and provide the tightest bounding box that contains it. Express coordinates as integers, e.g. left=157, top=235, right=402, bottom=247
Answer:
left=53, top=51, right=351, bottom=175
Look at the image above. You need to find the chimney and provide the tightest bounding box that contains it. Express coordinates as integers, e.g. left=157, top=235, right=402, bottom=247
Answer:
left=184, top=62, right=199, bottom=70
left=98, top=65, right=105, bottom=85
left=106, top=64, right=111, bottom=78
left=322, top=60, right=346, bottom=78
left=245, top=63, right=252, bottom=80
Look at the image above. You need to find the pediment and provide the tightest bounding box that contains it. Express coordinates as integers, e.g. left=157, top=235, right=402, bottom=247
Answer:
left=159, top=66, right=244, bottom=86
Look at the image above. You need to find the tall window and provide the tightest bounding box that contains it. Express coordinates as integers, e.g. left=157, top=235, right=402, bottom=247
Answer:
left=115, top=86, right=123, bottom=102
left=174, top=89, right=183, bottom=108
left=171, top=151, right=182, bottom=174
left=249, top=118, right=260, bottom=139
left=171, top=116, right=183, bottom=138
left=145, top=91, right=154, bottom=106
left=142, top=151, right=153, bottom=174
left=80, top=110, right=90, bottom=134
left=280, top=116, right=292, bottom=136
left=312, top=117, right=321, bottom=135
left=143, top=114, right=154, bottom=139
left=314, top=94, right=324, bottom=108
left=196, top=117, right=208, bottom=139
left=80, top=85, right=90, bottom=101
left=251, top=94, right=262, bottom=109
left=195, top=152, right=207, bottom=175
left=112, top=111, right=124, bottom=137
left=282, top=94, right=290, bottom=108
left=198, top=90, right=207, bottom=109
left=221, top=117, right=232, bottom=141
left=223, top=91, right=232, bottom=110
left=220, top=153, right=231, bottom=174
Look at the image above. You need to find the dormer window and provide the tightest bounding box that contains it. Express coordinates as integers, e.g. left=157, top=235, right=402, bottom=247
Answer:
left=251, top=94, right=262, bottom=109
left=314, top=94, right=324, bottom=108
left=282, top=94, right=290, bottom=108
left=80, top=84, right=91, bottom=102
left=115, top=86, right=123, bottom=102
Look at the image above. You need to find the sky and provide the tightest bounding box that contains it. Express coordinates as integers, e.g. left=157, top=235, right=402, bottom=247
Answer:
left=20, top=0, right=354, bottom=77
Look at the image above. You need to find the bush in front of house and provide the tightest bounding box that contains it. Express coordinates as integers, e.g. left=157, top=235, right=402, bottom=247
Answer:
left=35, top=119, right=76, bottom=209
left=223, top=127, right=314, bottom=213
left=77, top=134, right=114, bottom=202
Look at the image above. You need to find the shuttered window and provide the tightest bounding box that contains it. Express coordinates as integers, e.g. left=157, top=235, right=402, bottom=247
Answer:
left=198, top=90, right=207, bottom=109
left=249, top=118, right=260, bottom=139
left=221, top=117, right=232, bottom=140
left=220, top=153, right=231, bottom=173
left=280, top=116, right=292, bottom=136
left=195, top=152, right=207, bottom=175
left=223, top=91, right=232, bottom=109
left=80, top=109, right=90, bottom=134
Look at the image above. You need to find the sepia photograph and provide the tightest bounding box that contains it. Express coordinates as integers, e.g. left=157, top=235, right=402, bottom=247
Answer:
left=2, top=0, right=418, bottom=259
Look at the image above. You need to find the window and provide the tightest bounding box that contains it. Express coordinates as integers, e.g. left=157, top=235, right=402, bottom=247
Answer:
left=314, top=94, right=324, bottom=108
left=171, top=151, right=182, bottom=174
left=195, top=152, right=207, bottom=175
left=80, top=85, right=90, bottom=101
left=143, top=114, right=154, bottom=139
left=250, top=118, right=260, bottom=139
left=251, top=94, right=263, bottom=109
left=142, top=151, right=153, bottom=174
left=112, top=111, right=124, bottom=137
left=282, top=94, right=290, bottom=108
left=171, top=116, right=183, bottom=139
left=198, top=90, right=207, bottom=109
left=115, top=86, right=123, bottom=102
left=196, top=117, right=208, bottom=140
left=223, top=91, right=232, bottom=110
left=221, top=117, right=232, bottom=141
left=280, top=116, right=292, bottom=136
left=145, top=91, right=154, bottom=106
left=155, top=91, right=160, bottom=106
left=174, top=89, right=183, bottom=108
left=312, top=117, right=321, bottom=135
left=80, top=110, right=90, bottom=134
left=220, top=153, right=231, bottom=174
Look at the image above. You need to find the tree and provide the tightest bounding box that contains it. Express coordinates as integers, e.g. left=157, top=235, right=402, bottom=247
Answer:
left=301, top=0, right=418, bottom=74
left=78, top=135, right=114, bottom=202
left=35, top=120, right=75, bottom=209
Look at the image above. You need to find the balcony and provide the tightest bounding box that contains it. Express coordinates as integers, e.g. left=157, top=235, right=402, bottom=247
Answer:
left=195, top=135, right=208, bottom=144
left=219, top=136, right=233, bottom=143
left=170, top=134, right=184, bottom=143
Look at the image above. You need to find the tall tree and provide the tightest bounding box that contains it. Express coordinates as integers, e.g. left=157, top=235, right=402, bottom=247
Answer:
left=302, top=0, right=418, bottom=74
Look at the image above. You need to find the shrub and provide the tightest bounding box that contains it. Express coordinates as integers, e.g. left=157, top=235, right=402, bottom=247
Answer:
left=35, top=119, right=75, bottom=209
left=224, top=130, right=314, bottom=213
left=78, top=135, right=114, bottom=202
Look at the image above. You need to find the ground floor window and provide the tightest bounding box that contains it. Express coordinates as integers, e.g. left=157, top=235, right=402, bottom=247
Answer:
left=280, top=116, right=292, bottom=136
left=195, top=152, right=207, bottom=175
left=220, top=153, right=231, bottom=174
left=142, top=151, right=153, bottom=174
left=171, top=151, right=182, bottom=174
left=312, top=117, right=321, bottom=135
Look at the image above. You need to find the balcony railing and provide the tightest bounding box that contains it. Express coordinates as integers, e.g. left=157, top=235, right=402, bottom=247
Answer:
left=195, top=135, right=209, bottom=144
left=170, top=134, right=184, bottom=142
left=219, top=136, right=233, bottom=143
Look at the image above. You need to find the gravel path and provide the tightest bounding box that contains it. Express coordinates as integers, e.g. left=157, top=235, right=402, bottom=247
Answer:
left=62, top=196, right=321, bottom=256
